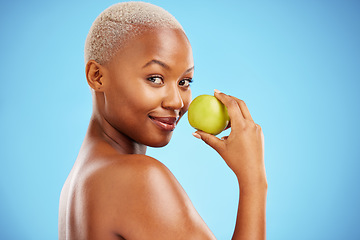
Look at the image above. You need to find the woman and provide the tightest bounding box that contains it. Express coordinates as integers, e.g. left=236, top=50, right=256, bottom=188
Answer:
left=58, top=2, right=267, bottom=239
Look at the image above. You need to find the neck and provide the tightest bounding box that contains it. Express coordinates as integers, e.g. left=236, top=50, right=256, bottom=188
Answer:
left=87, top=113, right=147, bottom=155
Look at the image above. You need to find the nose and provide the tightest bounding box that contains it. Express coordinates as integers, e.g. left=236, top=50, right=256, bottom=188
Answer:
left=162, top=84, right=184, bottom=110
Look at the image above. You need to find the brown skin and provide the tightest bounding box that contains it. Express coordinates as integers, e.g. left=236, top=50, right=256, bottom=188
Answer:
left=59, top=27, right=267, bottom=240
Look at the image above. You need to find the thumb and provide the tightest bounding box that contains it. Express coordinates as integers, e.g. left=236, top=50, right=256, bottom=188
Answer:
left=193, top=131, right=225, bottom=155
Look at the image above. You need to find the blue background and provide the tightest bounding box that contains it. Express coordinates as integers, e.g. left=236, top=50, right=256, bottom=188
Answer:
left=1, top=0, right=359, bottom=239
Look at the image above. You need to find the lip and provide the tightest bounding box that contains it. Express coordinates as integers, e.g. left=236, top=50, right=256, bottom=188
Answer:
left=149, top=116, right=179, bottom=131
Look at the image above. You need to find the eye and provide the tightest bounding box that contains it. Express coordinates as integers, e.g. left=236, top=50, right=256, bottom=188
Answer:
left=147, top=75, right=164, bottom=85
left=179, top=78, right=193, bottom=88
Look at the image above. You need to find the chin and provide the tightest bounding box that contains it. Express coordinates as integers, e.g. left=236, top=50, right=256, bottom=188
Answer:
left=149, top=142, right=170, bottom=148
left=144, top=134, right=173, bottom=148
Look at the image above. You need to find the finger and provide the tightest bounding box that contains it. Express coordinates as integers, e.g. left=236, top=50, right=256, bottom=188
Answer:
left=214, top=90, right=243, bottom=127
left=230, top=96, right=254, bottom=121
left=193, top=131, right=225, bottom=155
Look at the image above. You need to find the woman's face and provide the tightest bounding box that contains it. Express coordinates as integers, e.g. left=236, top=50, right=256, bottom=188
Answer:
left=101, top=28, right=194, bottom=147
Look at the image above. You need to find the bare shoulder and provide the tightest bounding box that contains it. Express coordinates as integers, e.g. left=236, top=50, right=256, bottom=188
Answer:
left=85, top=154, right=175, bottom=192
left=84, top=154, right=215, bottom=240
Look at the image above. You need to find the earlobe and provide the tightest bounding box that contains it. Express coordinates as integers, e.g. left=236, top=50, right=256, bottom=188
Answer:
left=86, top=60, right=105, bottom=92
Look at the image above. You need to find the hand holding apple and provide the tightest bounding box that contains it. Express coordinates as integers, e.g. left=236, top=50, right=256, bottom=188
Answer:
left=191, top=91, right=266, bottom=189
left=188, top=94, right=230, bottom=135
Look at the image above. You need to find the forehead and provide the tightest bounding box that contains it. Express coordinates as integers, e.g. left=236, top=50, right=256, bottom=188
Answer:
left=109, top=28, right=193, bottom=69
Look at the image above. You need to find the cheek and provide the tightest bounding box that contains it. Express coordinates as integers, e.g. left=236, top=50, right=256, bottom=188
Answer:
left=132, top=84, right=162, bottom=109
left=120, top=83, right=164, bottom=117
left=110, top=76, right=158, bottom=109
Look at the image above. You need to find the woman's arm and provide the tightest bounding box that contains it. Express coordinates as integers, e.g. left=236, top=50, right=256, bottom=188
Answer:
left=194, top=90, right=267, bottom=240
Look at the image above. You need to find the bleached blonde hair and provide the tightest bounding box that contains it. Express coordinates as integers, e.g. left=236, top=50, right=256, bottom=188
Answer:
left=84, top=1, right=184, bottom=65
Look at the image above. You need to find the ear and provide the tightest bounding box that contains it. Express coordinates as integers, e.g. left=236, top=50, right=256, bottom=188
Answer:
left=85, top=60, right=106, bottom=92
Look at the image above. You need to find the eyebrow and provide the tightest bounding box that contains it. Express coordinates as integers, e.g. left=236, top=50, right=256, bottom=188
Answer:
left=142, top=59, right=195, bottom=74
left=142, top=59, right=170, bottom=69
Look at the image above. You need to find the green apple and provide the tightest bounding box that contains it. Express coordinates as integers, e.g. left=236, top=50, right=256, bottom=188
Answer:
left=188, top=94, right=230, bottom=135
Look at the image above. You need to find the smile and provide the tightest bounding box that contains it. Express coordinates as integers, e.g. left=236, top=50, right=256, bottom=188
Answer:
left=148, top=116, right=178, bottom=131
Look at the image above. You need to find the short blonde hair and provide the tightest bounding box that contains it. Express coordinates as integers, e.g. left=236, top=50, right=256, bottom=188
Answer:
left=84, top=1, right=184, bottom=65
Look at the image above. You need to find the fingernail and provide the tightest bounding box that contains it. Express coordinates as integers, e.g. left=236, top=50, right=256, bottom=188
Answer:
left=192, top=132, right=201, bottom=139
left=214, top=89, right=221, bottom=94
